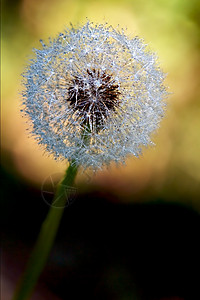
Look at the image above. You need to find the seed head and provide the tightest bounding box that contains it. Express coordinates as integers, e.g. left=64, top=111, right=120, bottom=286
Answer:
left=22, top=21, right=168, bottom=169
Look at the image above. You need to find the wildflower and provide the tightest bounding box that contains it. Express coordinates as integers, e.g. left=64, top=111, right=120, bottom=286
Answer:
left=22, top=21, right=168, bottom=169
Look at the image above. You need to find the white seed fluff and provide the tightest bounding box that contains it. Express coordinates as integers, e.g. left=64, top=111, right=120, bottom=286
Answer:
left=22, top=21, right=168, bottom=170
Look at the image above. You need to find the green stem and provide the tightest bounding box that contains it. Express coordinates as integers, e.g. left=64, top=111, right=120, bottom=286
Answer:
left=12, top=161, right=78, bottom=300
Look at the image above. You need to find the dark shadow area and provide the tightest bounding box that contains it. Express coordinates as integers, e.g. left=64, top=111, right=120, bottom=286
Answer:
left=1, top=166, right=200, bottom=300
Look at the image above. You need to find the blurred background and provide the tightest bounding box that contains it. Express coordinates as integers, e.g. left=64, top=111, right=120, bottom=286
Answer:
left=1, top=0, right=200, bottom=299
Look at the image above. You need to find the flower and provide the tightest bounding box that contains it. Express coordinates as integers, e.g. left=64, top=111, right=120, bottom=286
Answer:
left=22, top=21, right=168, bottom=169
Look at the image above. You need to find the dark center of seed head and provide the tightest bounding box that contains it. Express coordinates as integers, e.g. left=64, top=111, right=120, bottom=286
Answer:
left=67, top=69, right=121, bottom=132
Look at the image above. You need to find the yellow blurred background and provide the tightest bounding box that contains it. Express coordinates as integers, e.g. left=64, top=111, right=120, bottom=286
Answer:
left=2, top=0, right=200, bottom=211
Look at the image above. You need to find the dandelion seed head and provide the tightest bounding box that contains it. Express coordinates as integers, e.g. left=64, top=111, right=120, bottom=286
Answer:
left=22, top=21, right=168, bottom=169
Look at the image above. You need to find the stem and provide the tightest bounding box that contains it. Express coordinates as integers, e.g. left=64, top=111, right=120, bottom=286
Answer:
left=12, top=161, right=78, bottom=300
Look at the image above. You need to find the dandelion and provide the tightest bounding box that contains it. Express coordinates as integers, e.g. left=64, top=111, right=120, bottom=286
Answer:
left=22, top=21, right=168, bottom=170
left=13, top=22, right=168, bottom=300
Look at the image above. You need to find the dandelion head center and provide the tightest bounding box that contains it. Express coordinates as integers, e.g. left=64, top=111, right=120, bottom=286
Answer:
left=67, top=68, right=121, bottom=131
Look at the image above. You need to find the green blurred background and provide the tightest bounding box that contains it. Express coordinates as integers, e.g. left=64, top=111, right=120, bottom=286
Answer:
left=1, top=1, right=200, bottom=299
left=2, top=0, right=200, bottom=211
